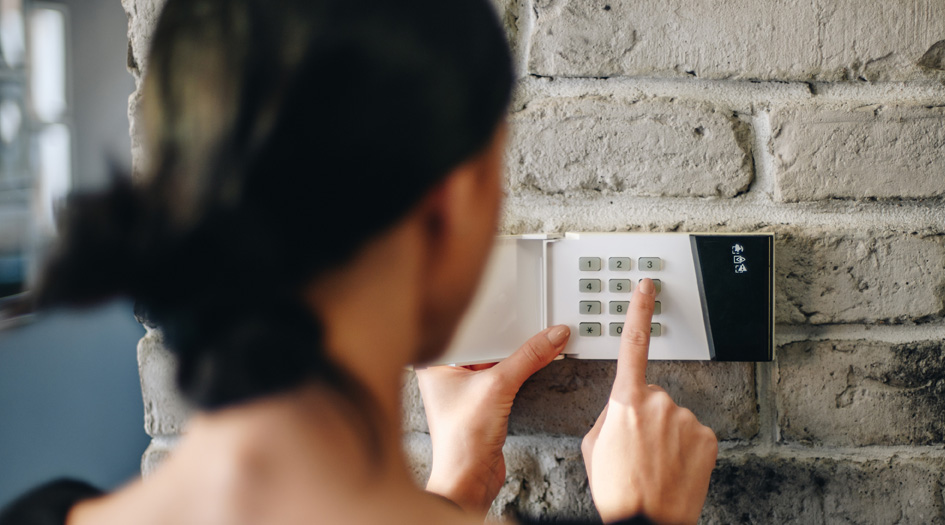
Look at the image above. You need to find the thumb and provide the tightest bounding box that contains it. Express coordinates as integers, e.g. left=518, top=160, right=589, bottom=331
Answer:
left=490, top=325, right=570, bottom=390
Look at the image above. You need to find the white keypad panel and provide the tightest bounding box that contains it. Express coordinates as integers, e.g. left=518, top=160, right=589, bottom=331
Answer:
left=548, top=233, right=711, bottom=360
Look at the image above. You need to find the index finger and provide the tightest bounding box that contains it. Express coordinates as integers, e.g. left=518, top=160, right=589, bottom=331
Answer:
left=612, top=278, right=657, bottom=399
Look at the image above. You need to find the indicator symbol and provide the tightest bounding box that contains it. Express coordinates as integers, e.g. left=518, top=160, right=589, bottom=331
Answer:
left=732, top=243, right=745, bottom=254
left=735, top=264, right=748, bottom=274
left=733, top=255, right=746, bottom=264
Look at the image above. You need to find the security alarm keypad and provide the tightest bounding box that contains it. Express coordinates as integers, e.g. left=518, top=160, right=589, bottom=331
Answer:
left=431, top=233, right=774, bottom=366
left=576, top=255, right=662, bottom=343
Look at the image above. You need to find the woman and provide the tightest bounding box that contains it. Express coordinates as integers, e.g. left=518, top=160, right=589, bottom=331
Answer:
left=0, top=0, right=717, bottom=523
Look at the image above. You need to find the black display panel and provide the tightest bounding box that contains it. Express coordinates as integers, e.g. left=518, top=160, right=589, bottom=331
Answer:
left=690, top=235, right=773, bottom=361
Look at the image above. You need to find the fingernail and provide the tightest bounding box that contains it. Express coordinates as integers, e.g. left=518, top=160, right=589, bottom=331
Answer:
left=547, top=325, right=570, bottom=346
left=638, top=278, right=655, bottom=295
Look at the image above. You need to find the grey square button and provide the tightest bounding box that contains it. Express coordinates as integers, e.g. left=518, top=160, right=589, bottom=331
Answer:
left=580, top=279, right=601, bottom=293
left=609, top=279, right=631, bottom=293
left=654, top=301, right=661, bottom=315
left=609, top=322, right=624, bottom=336
left=639, top=257, right=662, bottom=271
left=609, top=257, right=631, bottom=271
left=650, top=323, right=662, bottom=336
left=580, top=301, right=602, bottom=315
left=579, top=322, right=602, bottom=336
left=579, top=257, right=602, bottom=271
left=609, top=301, right=629, bottom=315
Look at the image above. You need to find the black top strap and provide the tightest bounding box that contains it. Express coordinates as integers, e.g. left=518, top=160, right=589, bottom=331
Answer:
left=0, top=479, right=103, bottom=525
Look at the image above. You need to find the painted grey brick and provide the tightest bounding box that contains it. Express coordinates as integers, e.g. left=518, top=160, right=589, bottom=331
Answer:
left=704, top=454, right=945, bottom=524
left=138, top=329, right=193, bottom=437
left=528, top=0, right=945, bottom=82
left=777, top=340, right=945, bottom=446
left=402, top=360, right=757, bottom=441
left=140, top=439, right=174, bottom=477
left=506, top=97, right=752, bottom=197
left=775, top=229, right=945, bottom=324
left=403, top=432, right=597, bottom=521
left=773, top=104, right=945, bottom=201
left=489, top=0, right=527, bottom=72
left=121, top=0, right=165, bottom=83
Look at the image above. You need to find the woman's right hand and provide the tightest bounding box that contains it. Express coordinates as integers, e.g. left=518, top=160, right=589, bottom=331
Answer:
left=581, top=278, right=718, bottom=525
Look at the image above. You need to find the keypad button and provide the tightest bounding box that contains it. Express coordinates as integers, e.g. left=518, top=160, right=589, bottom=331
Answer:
left=579, top=257, right=602, bottom=271
left=653, top=301, right=661, bottom=315
left=609, top=322, right=624, bottom=336
left=579, top=322, right=602, bottom=336
left=580, top=301, right=602, bottom=315
left=609, top=301, right=629, bottom=315
left=639, top=257, right=662, bottom=271
left=579, top=279, right=601, bottom=293
left=638, top=278, right=662, bottom=295
left=609, top=279, right=631, bottom=293
left=608, top=257, right=631, bottom=271
left=650, top=323, right=662, bottom=336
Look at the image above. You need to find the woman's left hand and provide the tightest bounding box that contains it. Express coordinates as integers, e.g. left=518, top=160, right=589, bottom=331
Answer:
left=416, top=325, right=571, bottom=516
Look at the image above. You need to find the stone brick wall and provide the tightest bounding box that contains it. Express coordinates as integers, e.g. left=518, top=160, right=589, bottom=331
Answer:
left=126, top=0, right=945, bottom=522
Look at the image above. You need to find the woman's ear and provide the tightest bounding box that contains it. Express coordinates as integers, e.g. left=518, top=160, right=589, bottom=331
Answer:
left=410, top=125, right=507, bottom=359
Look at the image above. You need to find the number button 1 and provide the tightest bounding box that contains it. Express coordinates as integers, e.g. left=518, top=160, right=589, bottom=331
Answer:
left=579, top=257, right=602, bottom=271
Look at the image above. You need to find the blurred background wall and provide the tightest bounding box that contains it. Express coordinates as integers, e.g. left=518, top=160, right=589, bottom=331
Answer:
left=0, top=0, right=147, bottom=508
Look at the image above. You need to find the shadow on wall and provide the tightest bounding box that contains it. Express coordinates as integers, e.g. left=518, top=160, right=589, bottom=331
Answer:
left=0, top=300, right=149, bottom=508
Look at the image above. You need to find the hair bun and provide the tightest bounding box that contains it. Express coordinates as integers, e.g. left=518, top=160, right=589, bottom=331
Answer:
left=37, top=175, right=151, bottom=307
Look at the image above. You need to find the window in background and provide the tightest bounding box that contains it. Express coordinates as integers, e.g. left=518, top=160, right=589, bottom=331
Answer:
left=0, top=0, right=72, bottom=326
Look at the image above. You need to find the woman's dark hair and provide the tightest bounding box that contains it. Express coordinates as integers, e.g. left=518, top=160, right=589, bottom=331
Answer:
left=38, top=0, right=513, bottom=409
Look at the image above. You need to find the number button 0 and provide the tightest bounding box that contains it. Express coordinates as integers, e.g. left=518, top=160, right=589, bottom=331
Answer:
left=609, top=323, right=624, bottom=336
left=580, top=301, right=602, bottom=314
left=609, top=257, right=631, bottom=271
left=579, top=257, right=602, bottom=271
left=639, top=257, right=662, bottom=271
left=609, top=301, right=629, bottom=315
left=580, top=279, right=602, bottom=293
left=609, top=279, right=631, bottom=293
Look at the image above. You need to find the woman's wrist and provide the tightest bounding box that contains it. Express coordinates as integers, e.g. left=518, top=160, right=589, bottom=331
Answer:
left=425, top=468, right=492, bottom=517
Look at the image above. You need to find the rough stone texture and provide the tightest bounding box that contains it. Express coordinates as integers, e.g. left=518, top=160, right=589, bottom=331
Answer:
left=775, top=229, right=945, bottom=324
left=404, top=361, right=757, bottom=441
left=404, top=432, right=597, bottom=521
left=507, top=97, right=753, bottom=197
left=528, top=0, right=945, bottom=82
left=777, top=340, right=945, bottom=446
left=489, top=0, right=527, bottom=72
left=141, top=439, right=173, bottom=477
left=704, top=454, right=945, bottom=524
left=138, top=329, right=192, bottom=437
left=122, top=0, right=165, bottom=85
left=772, top=104, right=945, bottom=201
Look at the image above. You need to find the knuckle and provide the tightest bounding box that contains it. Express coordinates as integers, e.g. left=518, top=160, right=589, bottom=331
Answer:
left=620, top=326, right=650, bottom=347
left=520, top=338, right=549, bottom=368
left=630, top=296, right=654, bottom=314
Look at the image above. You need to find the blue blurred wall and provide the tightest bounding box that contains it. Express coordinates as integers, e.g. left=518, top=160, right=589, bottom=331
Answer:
left=0, top=302, right=149, bottom=507
left=0, top=0, right=147, bottom=508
